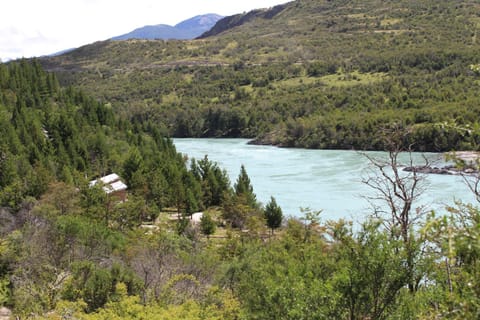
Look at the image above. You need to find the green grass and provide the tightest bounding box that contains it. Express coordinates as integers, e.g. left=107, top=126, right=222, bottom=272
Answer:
left=273, top=72, right=387, bottom=89
left=274, top=76, right=320, bottom=88
left=381, top=18, right=403, bottom=27
left=318, top=71, right=388, bottom=88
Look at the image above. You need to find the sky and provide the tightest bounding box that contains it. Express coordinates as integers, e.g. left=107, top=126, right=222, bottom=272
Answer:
left=0, top=0, right=290, bottom=61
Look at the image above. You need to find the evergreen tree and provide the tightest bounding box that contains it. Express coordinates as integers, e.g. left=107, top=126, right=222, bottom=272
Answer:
left=200, top=212, right=216, bottom=239
left=185, top=189, right=199, bottom=215
left=264, top=196, right=283, bottom=234
left=122, top=148, right=144, bottom=189
left=234, top=165, right=257, bottom=208
left=147, top=169, right=168, bottom=210
left=191, top=155, right=231, bottom=207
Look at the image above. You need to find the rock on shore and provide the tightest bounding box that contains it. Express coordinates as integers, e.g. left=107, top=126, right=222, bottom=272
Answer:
left=404, top=151, right=479, bottom=175
left=403, top=165, right=478, bottom=175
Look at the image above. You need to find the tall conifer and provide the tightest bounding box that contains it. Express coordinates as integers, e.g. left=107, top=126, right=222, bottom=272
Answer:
left=234, top=165, right=257, bottom=208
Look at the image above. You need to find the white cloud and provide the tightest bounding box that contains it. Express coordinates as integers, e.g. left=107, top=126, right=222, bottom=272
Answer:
left=0, top=27, right=58, bottom=60
left=0, top=0, right=290, bottom=61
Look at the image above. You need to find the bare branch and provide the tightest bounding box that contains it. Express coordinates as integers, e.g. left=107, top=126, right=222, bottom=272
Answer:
left=360, top=126, right=428, bottom=243
left=462, top=173, right=480, bottom=203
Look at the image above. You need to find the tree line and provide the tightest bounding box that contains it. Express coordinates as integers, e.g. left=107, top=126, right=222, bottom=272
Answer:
left=50, top=52, right=480, bottom=152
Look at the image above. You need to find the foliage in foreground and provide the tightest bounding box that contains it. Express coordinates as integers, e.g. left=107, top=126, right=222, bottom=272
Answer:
left=2, top=200, right=478, bottom=319
left=1, top=59, right=480, bottom=319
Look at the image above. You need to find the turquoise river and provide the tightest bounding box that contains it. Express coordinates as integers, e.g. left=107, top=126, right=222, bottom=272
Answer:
left=173, top=138, right=476, bottom=221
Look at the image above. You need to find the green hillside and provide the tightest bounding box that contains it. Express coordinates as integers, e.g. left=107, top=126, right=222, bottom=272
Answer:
left=0, top=59, right=218, bottom=214
left=1, top=23, right=480, bottom=317
left=40, top=0, right=480, bottom=151
left=0, top=59, right=254, bottom=317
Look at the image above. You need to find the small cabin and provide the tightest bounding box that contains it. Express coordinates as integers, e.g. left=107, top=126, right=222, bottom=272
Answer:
left=89, top=173, right=128, bottom=202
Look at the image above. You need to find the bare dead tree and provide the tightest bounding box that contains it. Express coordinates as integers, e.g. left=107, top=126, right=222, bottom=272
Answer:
left=361, top=124, right=430, bottom=292
left=362, top=151, right=429, bottom=243
left=128, top=239, right=180, bottom=304
left=362, top=126, right=430, bottom=240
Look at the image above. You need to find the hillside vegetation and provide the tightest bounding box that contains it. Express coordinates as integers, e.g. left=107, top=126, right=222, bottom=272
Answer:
left=40, top=0, right=480, bottom=151
left=1, top=46, right=480, bottom=319
left=0, top=59, right=263, bottom=318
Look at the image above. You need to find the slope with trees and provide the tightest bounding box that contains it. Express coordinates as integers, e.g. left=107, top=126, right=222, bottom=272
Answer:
left=39, top=0, right=480, bottom=151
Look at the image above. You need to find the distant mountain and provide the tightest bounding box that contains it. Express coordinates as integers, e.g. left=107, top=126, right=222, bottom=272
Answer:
left=48, top=47, right=76, bottom=57
left=112, top=14, right=223, bottom=40
left=111, top=25, right=183, bottom=40
left=175, top=14, right=224, bottom=38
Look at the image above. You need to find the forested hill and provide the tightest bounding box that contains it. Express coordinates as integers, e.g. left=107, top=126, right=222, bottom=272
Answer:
left=0, top=60, right=223, bottom=215
left=0, top=59, right=247, bottom=316
left=40, top=0, right=480, bottom=151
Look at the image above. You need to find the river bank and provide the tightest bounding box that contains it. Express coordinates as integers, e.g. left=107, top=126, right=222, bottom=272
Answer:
left=403, top=151, right=480, bottom=176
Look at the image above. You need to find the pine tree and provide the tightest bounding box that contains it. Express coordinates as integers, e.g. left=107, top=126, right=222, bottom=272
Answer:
left=264, top=196, right=283, bottom=234
left=192, top=155, right=231, bottom=207
left=185, top=189, right=199, bottom=215
left=234, top=165, right=257, bottom=208
left=200, top=212, right=216, bottom=239
left=123, top=148, right=144, bottom=188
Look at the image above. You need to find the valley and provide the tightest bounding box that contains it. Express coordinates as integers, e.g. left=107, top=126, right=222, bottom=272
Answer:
left=1, top=0, right=480, bottom=318
left=40, top=0, right=480, bottom=151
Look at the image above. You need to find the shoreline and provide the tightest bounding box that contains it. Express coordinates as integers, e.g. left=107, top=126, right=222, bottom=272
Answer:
left=403, top=164, right=478, bottom=176
left=404, top=151, right=480, bottom=176
left=173, top=137, right=480, bottom=158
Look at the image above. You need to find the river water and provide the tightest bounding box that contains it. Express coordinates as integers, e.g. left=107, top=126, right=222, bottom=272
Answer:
left=173, top=138, right=476, bottom=221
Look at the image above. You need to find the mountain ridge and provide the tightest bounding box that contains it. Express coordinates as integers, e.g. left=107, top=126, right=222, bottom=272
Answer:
left=112, top=13, right=223, bottom=40
left=198, top=3, right=289, bottom=38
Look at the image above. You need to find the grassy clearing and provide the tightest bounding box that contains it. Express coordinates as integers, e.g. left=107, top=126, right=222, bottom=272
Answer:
left=274, top=71, right=387, bottom=89
left=274, top=76, right=320, bottom=88
left=381, top=18, right=403, bottom=27
left=162, top=92, right=180, bottom=104
left=183, top=73, right=194, bottom=83
left=318, top=71, right=388, bottom=87
left=240, top=84, right=254, bottom=93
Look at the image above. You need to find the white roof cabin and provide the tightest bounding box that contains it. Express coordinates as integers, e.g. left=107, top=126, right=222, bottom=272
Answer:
left=89, top=173, right=127, bottom=194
